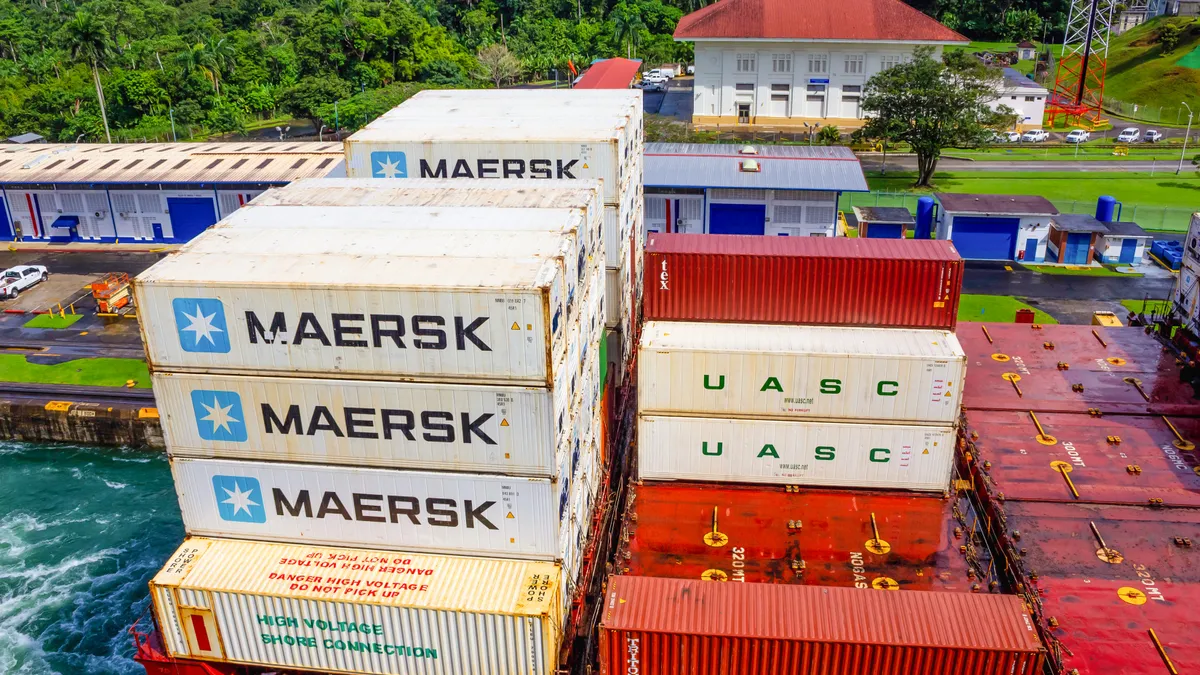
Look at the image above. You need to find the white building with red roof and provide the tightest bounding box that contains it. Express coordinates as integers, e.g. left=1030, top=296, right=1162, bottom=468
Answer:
left=674, top=0, right=967, bottom=128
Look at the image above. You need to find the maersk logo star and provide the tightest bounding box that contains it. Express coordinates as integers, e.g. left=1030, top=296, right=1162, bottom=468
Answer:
left=370, top=151, right=408, bottom=178
left=172, top=298, right=230, bottom=353
left=191, top=390, right=247, bottom=442
left=211, top=475, right=266, bottom=523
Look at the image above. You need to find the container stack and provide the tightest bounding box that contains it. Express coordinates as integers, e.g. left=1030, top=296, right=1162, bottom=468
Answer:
left=957, top=322, right=1200, bottom=674
left=342, top=89, right=645, bottom=376
left=133, top=174, right=615, bottom=672
left=601, top=234, right=1032, bottom=673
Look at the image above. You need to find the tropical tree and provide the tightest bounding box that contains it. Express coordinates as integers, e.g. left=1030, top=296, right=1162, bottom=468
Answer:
left=860, top=47, right=1014, bottom=187
left=475, top=42, right=521, bottom=88
left=611, top=3, right=645, bottom=59
left=200, top=37, right=235, bottom=96
left=60, top=10, right=112, bottom=143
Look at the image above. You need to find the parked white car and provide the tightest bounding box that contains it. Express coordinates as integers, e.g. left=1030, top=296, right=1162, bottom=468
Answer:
left=0, top=265, right=48, bottom=299
left=1144, top=129, right=1164, bottom=142
left=686, top=64, right=695, bottom=75
left=1117, top=127, right=1141, bottom=142
left=994, top=131, right=1020, bottom=143
left=1065, top=129, right=1091, bottom=143
left=1022, top=129, right=1050, bottom=142
left=642, top=72, right=668, bottom=84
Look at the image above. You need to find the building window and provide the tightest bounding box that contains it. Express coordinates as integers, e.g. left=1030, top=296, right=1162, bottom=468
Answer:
left=735, top=83, right=754, bottom=91
left=806, top=84, right=825, bottom=94
left=771, top=94, right=789, bottom=101
left=771, top=83, right=790, bottom=92
left=808, top=54, right=827, bottom=73
left=772, top=54, right=792, bottom=73
left=1025, top=96, right=1036, bottom=101
left=736, top=53, right=756, bottom=73
left=844, top=54, right=864, bottom=74
left=880, top=54, right=902, bottom=70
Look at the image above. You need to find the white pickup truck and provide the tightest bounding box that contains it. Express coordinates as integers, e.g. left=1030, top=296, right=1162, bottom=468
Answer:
left=0, top=265, right=48, bottom=299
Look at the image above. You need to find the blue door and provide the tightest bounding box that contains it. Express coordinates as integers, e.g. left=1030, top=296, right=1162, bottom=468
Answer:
left=950, top=217, right=1019, bottom=260
left=709, top=203, right=766, bottom=235
left=152, top=222, right=165, bottom=240
left=866, top=223, right=903, bottom=239
left=1119, top=238, right=1137, bottom=264
left=0, top=197, right=10, bottom=239
left=166, top=197, right=218, bottom=242
left=1065, top=232, right=1091, bottom=264
left=1024, top=238, right=1039, bottom=262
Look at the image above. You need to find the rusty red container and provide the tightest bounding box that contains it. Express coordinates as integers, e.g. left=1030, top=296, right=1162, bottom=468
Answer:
left=963, top=411, right=1200, bottom=508
left=618, top=482, right=995, bottom=592
left=957, top=322, right=1200, bottom=415
left=990, top=501, right=1199, bottom=674
left=643, top=233, right=963, bottom=329
left=599, top=576, right=1047, bottom=675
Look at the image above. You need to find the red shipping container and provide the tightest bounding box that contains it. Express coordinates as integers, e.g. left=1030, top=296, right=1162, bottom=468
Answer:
left=643, top=233, right=963, bottom=329
left=618, top=482, right=996, bottom=592
left=963, top=411, right=1200, bottom=508
left=989, top=501, right=1199, bottom=674
left=957, top=322, right=1200, bottom=416
left=599, top=576, right=1047, bottom=675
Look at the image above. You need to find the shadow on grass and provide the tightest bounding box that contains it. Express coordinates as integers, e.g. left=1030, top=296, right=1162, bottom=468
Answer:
left=1156, top=180, right=1200, bottom=191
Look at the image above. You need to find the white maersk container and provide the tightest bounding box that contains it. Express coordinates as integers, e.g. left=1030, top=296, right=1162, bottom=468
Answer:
left=637, top=416, right=955, bottom=491
left=154, top=371, right=570, bottom=476
left=638, top=322, right=966, bottom=425
left=151, top=537, right=562, bottom=675
left=172, top=457, right=592, bottom=562
left=136, top=236, right=579, bottom=386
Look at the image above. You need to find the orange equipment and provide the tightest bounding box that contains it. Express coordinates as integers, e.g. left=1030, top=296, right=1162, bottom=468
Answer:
left=90, top=273, right=133, bottom=314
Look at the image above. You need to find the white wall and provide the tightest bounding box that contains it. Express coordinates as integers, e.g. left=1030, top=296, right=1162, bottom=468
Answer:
left=991, top=84, right=1047, bottom=129
left=693, top=41, right=941, bottom=121
left=1098, top=237, right=1147, bottom=263
left=646, top=189, right=837, bottom=236
left=937, top=210, right=1052, bottom=261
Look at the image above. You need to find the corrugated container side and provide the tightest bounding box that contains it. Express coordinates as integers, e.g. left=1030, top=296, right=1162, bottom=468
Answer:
left=598, top=576, right=1045, bottom=675
left=638, top=322, right=965, bottom=424
left=171, top=458, right=568, bottom=560
left=637, top=415, right=954, bottom=490
left=643, top=234, right=962, bottom=329
left=150, top=538, right=561, bottom=675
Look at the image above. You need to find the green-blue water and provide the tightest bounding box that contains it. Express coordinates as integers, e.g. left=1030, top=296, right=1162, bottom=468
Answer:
left=0, top=442, right=182, bottom=674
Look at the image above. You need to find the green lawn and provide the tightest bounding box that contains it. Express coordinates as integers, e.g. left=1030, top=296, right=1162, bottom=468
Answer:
left=1103, top=18, right=1200, bottom=124
left=0, top=355, right=152, bottom=388
left=946, top=145, right=1187, bottom=162
left=943, top=41, right=1063, bottom=76
left=958, top=294, right=1058, bottom=324
left=23, top=314, right=85, bottom=329
left=1025, top=264, right=1142, bottom=277
left=1121, top=298, right=1172, bottom=314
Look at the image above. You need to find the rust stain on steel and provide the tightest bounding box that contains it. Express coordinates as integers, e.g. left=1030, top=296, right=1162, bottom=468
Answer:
left=962, top=410, right=1200, bottom=508
left=643, top=233, right=963, bottom=330
left=990, top=501, right=1200, bottom=675
left=599, top=576, right=1047, bottom=675
left=618, top=482, right=996, bottom=592
left=958, top=323, right=1200, bottom=416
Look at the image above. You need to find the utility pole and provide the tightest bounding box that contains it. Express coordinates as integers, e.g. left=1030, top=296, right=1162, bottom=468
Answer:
left=169, top=107, right=177, bottom=142
left=1178, top=101, right=1192, bottom=176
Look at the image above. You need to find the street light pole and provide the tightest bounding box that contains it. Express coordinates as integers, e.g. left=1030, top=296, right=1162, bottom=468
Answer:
left=1178, top=102, right=1193, bottom=176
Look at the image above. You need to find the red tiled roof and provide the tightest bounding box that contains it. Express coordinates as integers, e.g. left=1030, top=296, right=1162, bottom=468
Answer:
left=673, top=0, right=968, bottom=43
left=575, top=58, right=643, bottom=89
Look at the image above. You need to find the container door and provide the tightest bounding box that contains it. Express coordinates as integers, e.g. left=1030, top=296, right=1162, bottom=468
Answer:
left=950, top=216, right=1019, bottom=260
left=1024, top=237, right=1039, bottom=262
left=165, top=197, right=217, bottom=243
left=1119, top=238, right=1137, bottom=263
left=1066, top=232, right=1091, bottom=264
left=709, top=203, right=766, bottom=235
left=178, top=606, right=224, bottom=660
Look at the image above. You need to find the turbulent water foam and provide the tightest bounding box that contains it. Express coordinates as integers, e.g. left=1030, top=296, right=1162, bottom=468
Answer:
left=0, top=442, right=182, bottom=674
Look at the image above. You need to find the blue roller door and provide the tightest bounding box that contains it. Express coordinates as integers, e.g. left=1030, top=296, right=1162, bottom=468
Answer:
left=1065, top=232, right=1091, bottom=264
left=950, top=216, right=1019, bottom=260
left=865, top=223, right=903, bottom=239
left=166, top=197, right=218, bottom=242
left=1119, top=238, right=1137, bottom=264
left=709, top=203, right=766, bottom=235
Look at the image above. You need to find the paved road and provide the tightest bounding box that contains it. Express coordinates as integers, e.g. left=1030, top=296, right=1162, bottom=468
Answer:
left=859, top=155, right=1191, bottom=173
left=963, top=261, right=1175, bottom=301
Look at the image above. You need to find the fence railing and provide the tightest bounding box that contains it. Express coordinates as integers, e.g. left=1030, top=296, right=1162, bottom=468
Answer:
left=1104, top=99, right=1196, bottom=127
left=838, top=190, right=1197, bottom=233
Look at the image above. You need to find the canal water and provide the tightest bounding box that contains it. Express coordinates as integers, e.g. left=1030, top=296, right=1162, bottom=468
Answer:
left=0, top=442, right=181, bottom=674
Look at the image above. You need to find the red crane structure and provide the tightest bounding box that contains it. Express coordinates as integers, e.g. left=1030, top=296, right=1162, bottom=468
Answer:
left=1046, top=0, right=1117, bottom=126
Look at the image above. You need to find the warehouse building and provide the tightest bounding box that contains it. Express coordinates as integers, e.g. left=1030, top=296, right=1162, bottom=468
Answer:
left=643, top=143, right=868, bottom=236
left=933, top=193, right=1058, bottom=261
left=0, top=142, right=343, bottom=243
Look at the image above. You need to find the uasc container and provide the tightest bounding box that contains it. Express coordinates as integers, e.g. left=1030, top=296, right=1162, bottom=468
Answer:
left=639, top=321, right=965, bottom=424
left=598, top=576, right=1046, bottom=675
left=171, top=457, right=588, bottom=563
left=638, top=415, right=954, bottom=490
left=150, top=537, right=561, bottom=675
left=644, top=233, right=963, bottom=329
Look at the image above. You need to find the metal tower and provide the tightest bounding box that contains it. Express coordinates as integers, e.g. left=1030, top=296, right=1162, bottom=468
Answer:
left=1046, top=0, right=1117, bottom=125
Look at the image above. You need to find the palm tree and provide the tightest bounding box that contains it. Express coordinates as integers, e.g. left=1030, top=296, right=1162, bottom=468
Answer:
left=61, top=11, right=112, bottom=143
left=200, top=37, right=234, bottom=96
left=611, top=4, right=645, bottom=59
